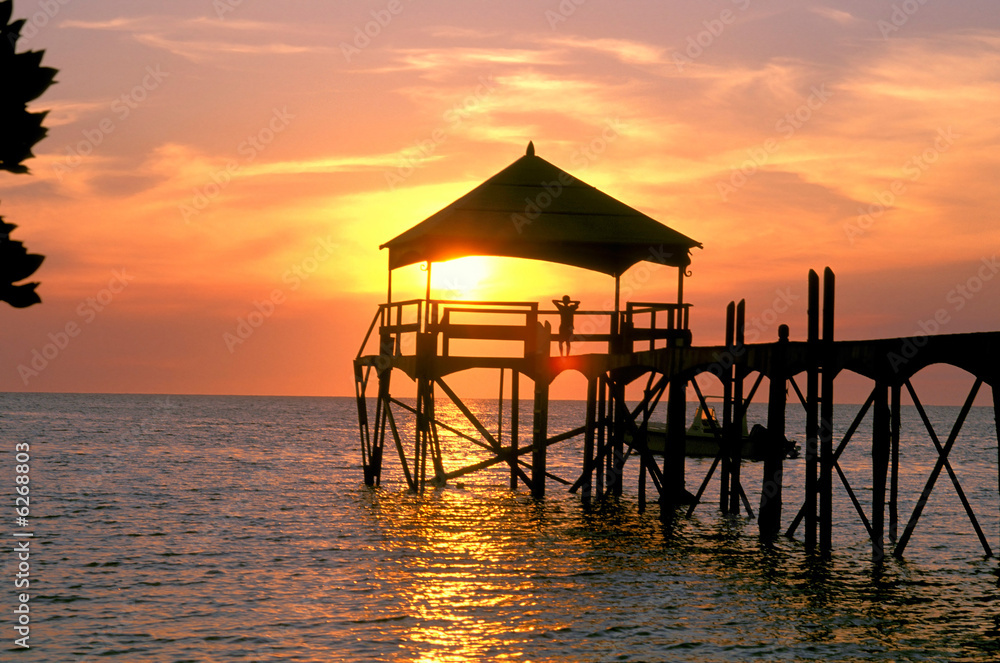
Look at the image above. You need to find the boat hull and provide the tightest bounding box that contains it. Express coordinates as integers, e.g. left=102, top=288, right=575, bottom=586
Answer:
left=640, top=424, right=798, bottom=462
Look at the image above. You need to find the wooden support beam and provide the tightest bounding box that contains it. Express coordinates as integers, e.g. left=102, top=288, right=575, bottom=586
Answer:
left=532, top=377, right=549, bottom=498
left=804, top=269, right=820, bottom=551
left=583, top=376, right=597, bottom=499
left=418, top=380, right=535, bottom=489
left=872, top=382, right=890, bottom=561
left=759, top=325, right=788, bottom=540
left=820, top=267, right=835, bottom=554
left=663, top=376, right=687, bottom=519
left=743, top=372, right=764, bottom=411
left=354, top=362, right=374, bottom=484
left=788, top=375, right=807, bottom=408
left=787, top=389, right=875, bottom=538
left=586, top=378, right=668, bottom=501
left=371, top=369, right=393, bottom=487
left=686, top=380, right=744, bottom=517
left=595, top=373, right=669, bottom=503
left=729, top=299, right=745, bottom=516
left=416, top=378, right=431, bottom=492
left=901, top=379, right=992, bottom=557
left=890, top=383, right=901, bottom=542
left=687, top=455, right=721, bottom=518
left=638, top=373, right=656, bottom=512
left=498, top=368, right=504, bottom=446
left=384, top=397, right=416, bottom=492
left=441, top=432, right=567, bottom=482
left=511, top=370, right=519, bottom=490
left=995, top=378, right=1000, bottom=554
left=610, top=378, right=626, bottom=497
left=833, top=460, right=875, bottom=542
left=596, top=376, right=606, bottom=497
left=436, top=378, right=500, bottom=447
left=686, top=380, right=724, bottom=515
left=895, top=378, right=983, bottom=558
left=721, top=301, right=735, bottom=514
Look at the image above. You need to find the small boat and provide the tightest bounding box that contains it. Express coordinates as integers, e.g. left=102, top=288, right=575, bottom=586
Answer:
left=642, top=404, right=800, bottom=461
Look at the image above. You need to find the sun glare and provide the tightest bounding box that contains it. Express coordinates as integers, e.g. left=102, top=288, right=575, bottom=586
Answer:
left=432, top=256, right=493, bottom=300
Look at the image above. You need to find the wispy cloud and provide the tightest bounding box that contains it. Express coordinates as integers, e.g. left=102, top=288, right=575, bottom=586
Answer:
left=63, top=15, right=336, bottom=62
left=543, top=35, right=668, bottom=66
left=811, top=6, right=859, bottom=26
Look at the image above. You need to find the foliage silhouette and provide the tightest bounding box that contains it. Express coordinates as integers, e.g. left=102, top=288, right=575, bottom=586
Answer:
left=0, top=0, right=55, bottom=307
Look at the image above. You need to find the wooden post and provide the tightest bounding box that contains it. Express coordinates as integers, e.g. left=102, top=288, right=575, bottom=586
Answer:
left=354, top=362, right=373, bottom=486
left=638, top=451, right=647, bottom=512
left=427, top=382, right=445, bottom=483
left=370, top=367, right=392, bottom=487
left=720, top=301, right=735, bottom=514
left=805, top=269, right=819, bottom=551
left=596, top=376, right=606, bottom=497
left=872, top=381, right=890, bottom=561
left=677, top=267, right=684, bottom=306
left=663, top=375, right=687, bottom=520
left=498, top=368, right=505, bottom=444
left=611, top=376, right=626, bottom=497
left=820, top=267, right=835, bottom=554
left=994, top=378, right=999, bottom=551
left=759, top=325, right=788, bottom=540
left=510, top=370, right=519, bottom=490
left=583, top=375, right=597, bottom=499
left=611, top=275, right=622, bottom=354
left=890, top=383, right=901, bottom=541
left=387, top=261, right=392, bottom=304
left=415, top=377, right=428, bottom=492
left=530, top=320, right=551, bottom=498
left=531, top=376, right=549, bottom=498
left=639, top=380, right=648, bottom=512
left=729, top=300, right=745, bottom=515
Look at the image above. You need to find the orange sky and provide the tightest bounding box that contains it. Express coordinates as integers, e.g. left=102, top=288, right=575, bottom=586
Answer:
left=1, top=1, right=999, bottom=403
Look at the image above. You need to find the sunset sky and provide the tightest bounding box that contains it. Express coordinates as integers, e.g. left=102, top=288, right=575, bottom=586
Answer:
left=1, top=0, right=999, bottom=402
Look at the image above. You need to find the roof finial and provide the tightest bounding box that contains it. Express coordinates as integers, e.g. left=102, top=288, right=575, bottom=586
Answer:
left=526, top=141, right=535, bottom=157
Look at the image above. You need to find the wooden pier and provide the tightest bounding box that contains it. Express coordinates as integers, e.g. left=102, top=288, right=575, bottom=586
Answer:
left=354, top=267, right=1000, bottom=558
left=353, top=144, right=1000, bottom=559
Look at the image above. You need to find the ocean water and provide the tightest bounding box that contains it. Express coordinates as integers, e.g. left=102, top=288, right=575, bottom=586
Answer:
left=1, top=392, right=998, bottom=662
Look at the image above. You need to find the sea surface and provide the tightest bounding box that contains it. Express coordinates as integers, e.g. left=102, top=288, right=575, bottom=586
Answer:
left=1, top=392, right=998, bottom=662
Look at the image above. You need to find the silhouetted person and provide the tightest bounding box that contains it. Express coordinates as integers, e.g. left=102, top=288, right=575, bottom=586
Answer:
left=553, top=295, right=580, bottom=356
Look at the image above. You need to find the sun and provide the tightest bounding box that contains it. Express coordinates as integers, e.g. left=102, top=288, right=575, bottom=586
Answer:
left=432, top=256, right=493, bottom=300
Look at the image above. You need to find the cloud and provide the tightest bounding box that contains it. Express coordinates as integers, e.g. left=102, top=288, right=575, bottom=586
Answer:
left=62, top=15, right=336, bottom=62
left=543, top=35, right=668, bottom=66
left=811, top=6, right=859, bottom=26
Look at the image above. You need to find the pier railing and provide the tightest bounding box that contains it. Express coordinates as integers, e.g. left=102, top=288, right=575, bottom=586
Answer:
left=357, top=298, right=692, bottom=360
